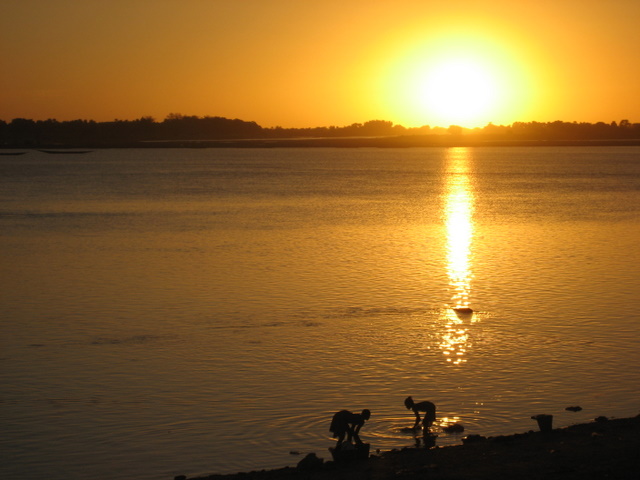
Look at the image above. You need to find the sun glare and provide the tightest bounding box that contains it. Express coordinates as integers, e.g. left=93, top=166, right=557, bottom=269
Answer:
left=374, top=31, right=530, bottom=128
left=417, top=58, right=498, bottom=126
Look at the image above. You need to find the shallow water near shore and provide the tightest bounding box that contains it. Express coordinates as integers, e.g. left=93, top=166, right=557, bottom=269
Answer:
left=1, top=147, right=639, bottom=480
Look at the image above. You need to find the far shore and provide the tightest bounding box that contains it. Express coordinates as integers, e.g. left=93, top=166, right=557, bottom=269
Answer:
left=3, top=137, right=640, bottom=151
left=140, top=137, right=640, bottom=149
left=183, top=414, right=640, bottom=480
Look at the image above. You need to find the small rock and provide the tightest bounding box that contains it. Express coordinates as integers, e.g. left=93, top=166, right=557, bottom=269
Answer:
left=565, top=406, right=582, bottom=412
left=297, top=452, right=324, bottom=470
left=462, top=434, right=486, bottom=444
left=595, top=416, right=609, bottom=422
left=531, top=414, right=554, bottom=432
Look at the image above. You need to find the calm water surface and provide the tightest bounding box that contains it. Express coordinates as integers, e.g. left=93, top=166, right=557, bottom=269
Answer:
left=1, top=147, right=639, bottom=479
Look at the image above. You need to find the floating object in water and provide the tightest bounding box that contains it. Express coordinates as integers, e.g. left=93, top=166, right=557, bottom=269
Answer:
left=443, top=423, right=465, bottom=433
left=566, top=406, right=582, bottom=412
left=38, top=149, right=93, bottom=154
left=452, top=306, right=473, bottom=314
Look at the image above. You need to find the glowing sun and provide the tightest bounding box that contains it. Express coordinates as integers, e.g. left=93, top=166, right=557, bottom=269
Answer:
left=374, top=32, right=530, bottom=128
left=417, top=58, right=498, bottom=126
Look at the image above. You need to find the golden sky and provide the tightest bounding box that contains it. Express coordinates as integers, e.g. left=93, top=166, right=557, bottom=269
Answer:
left=1, top=0, right=638, bottom=128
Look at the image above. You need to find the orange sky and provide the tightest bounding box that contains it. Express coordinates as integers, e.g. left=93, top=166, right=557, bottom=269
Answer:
left=1, top=0, right=639, bottom=128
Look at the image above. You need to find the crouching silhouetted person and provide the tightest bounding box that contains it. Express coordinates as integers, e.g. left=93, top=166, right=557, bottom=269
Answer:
left=329, top=409, right=371, bottom=447
left=404, top=396, right=436, bottom=429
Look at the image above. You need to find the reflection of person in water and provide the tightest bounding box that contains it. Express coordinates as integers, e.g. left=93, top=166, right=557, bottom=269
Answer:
left=329, top=409, right=371, bottom=447
left=414, top=428, right=438, bottom=449
left=404, top=396, right=436, bottom=429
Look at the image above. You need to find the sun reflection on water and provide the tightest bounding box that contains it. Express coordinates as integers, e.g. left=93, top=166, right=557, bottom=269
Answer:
left=440, top=148, right=476, bottom=365
left=445, top=148, right=474, bottom=310
left=439, top=310, right=470, bottom=365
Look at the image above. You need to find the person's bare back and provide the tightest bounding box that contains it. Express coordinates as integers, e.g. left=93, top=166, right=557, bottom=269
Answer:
left=404, top=396, right=436, bottom=428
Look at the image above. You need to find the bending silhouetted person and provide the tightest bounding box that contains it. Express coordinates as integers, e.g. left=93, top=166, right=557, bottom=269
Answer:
left=329, top=409, right=371, bottom=447
left=404, top=396, right=436, bottom=429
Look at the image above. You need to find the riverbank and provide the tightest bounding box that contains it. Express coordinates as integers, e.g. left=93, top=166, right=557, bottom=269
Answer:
left=143, top=137, right=640, bottom=148
left=185, top=414, right=640, bottom=480
left=4, top=137, right=640, bottom=150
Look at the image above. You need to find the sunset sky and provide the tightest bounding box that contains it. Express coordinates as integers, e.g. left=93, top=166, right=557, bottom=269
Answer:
left=2, top=0, right=639, bottom=128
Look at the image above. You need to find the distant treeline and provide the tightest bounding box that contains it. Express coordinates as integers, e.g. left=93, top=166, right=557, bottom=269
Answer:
left=1, top=114, right=639, bottom=148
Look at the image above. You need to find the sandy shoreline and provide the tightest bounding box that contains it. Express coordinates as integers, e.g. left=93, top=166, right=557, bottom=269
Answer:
left=184, top=414, right=640, bottom=480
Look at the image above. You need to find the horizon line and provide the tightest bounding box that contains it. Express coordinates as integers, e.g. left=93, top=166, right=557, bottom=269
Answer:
left=1, top=115, right=637, bottom=131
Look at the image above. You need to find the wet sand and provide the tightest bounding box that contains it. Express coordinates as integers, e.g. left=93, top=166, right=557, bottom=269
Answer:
left=185, top=414, right=639, bottom=480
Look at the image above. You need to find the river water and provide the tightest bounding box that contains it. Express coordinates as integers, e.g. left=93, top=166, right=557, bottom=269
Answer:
left=1, top=146, right=639, bottom=480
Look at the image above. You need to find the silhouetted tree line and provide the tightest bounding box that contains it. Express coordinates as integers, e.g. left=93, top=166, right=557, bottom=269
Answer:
left=0, top=115, right=263, bottom=147
left=0, top=114, right=638, bottom=148
left=479, top=120, right=640, bottom=141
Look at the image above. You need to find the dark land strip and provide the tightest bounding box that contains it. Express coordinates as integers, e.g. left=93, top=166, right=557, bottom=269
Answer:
left=184, top=415, right=640, bottom=480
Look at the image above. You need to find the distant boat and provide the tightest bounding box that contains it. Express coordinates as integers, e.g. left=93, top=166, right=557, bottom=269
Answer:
left=38, top=149, right=92, bottom=154
left=0, top=151, right=27, bottom=155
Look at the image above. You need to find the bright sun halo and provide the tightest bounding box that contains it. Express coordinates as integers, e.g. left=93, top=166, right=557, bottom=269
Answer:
left=376, top=33, right=528, bottom=128
left=418, top=58, right=498, bottom=126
